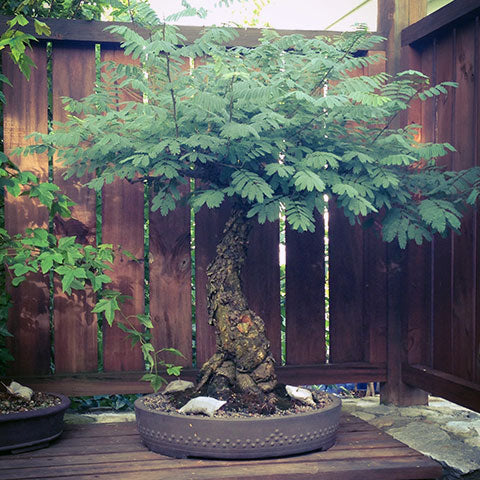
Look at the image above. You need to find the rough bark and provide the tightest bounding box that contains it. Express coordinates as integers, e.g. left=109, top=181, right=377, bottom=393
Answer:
left=197, top=209, right=277, bottom=399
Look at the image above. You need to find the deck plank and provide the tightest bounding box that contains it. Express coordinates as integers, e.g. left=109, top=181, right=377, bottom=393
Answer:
left=0, top=414, right=442, bottom=480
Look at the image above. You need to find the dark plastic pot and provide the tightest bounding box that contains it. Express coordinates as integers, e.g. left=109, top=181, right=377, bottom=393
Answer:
left=135, top=393, right=341, bottom=459
left=0, top=393, right=70, bottom=454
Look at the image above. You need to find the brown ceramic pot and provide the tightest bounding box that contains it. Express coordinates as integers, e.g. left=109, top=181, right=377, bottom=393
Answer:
left=0, top=393, right=70, bottom=453
left=135, top=393, right=341, bottom=459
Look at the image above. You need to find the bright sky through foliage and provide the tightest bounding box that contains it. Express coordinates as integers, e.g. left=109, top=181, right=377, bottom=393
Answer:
left=149, top=0, right=377, bottom=31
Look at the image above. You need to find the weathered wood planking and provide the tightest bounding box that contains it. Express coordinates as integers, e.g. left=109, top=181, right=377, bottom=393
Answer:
left=285, top=212, right=326, bottom=365
left=51, top=42, right=98, bottom=373
left=451, top=19, right=477, bottom=381
left=100, top=45, right=145, bottom=372
left=243, top=220, right=282, bottom=362
left=431, top=31, right=455, bottom=374
left=475, top=16, right=480, bottom=386
left=0, top=416, right=442, bottom=480
left=403, top=364, right=480, bottom=412
left=148, top=58, right=193, bottom=368
left=149, top=187, right=193, bottom=367
left=4, top=362, right=385, bottom=396
left=403, top=45, right=431, bottom=367
left=329, top=205, right=366, bottom=363
left=363, top=52, right=388, bottom=366
left=3, top=45, right=50, bottom=375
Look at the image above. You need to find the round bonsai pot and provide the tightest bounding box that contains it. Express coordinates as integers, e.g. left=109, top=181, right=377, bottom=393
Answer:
left=135, top=394, right=341, bottom=459
left=0, top=393, right=70, bottom=454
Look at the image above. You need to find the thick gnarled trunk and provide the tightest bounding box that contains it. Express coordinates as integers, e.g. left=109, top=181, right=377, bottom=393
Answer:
left=197, top=209, right=277, bottom=399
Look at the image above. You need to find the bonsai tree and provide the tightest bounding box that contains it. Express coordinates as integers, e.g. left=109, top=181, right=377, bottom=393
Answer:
left=19, top=19, right=479, bottom=401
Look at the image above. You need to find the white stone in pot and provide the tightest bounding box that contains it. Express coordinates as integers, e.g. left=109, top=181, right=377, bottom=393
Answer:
left=178, top=397, right=226, bottom=417
left=5, top=381, right=34, bottom=401
left=163, top=380, right=195, bottom=394
left=285, top=385, right=316, bottom=407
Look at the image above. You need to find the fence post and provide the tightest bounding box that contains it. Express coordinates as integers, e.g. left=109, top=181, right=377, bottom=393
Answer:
left=378, top=0, right=429, bottom=406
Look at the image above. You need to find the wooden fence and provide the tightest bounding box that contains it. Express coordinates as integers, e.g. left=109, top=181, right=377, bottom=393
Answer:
left=2, top=19, right=389, bottom=396
left=2, top=0, right=480, bottom=412
left=399, top=0, right=480, bottom=410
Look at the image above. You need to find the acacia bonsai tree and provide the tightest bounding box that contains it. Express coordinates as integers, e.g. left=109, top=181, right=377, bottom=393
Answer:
left=20, top=18, right=480, bottom=401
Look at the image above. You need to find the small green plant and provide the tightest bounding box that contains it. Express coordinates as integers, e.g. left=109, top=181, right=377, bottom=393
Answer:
left=0, top=156, right=182, bottom=391
left=115, top=310, right=184, bottom=392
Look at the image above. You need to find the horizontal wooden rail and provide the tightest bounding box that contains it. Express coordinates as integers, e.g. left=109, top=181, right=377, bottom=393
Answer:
left=0, top=16, right=380, bottom=48
left=2, top=363, right=386, bottom=396
left=401, top=0, right=480, bottom=46
left=402, top=364, right=480, bottom=412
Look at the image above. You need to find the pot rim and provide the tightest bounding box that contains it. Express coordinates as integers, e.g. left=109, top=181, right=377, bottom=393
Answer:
left=135, top=392, right=341, bottom=422
left=0, top=392, right=70, bottom=423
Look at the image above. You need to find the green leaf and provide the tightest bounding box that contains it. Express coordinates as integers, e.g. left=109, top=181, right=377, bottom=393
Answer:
left=92, top=297, right=119, bottom=325
left=192, top=190, right=225, bottom=209
left=12, top=276, right=26, bottom=287
left=137, top=314, right=154, bottom=328
left=264, top=163, right=295, bottom=178
left=293, top=170, right=325, bottom=192
left=231, top=171, right=274, bottom=203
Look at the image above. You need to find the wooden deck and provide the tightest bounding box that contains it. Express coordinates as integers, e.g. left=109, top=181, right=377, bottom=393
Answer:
left=0, top=414, right=442, bottom=480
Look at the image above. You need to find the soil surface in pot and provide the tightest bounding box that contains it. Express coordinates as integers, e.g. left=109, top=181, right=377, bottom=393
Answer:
left=0, top=392, right=62, bottom=415
left=143, top=383, right=333, bottom=418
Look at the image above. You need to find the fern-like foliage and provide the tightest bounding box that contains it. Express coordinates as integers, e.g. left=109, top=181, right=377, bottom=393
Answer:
left=20, top=21, right=480, bottom=246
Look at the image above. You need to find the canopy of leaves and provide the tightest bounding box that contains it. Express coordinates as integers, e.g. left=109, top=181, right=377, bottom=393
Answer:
left=25, top=20, right=480, bottom=248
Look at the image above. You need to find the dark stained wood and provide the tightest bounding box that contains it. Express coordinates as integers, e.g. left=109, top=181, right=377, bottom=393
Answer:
left=363, top=53, right=388, bottom=366
left=99, top=46, right=146, bottom=372
left=403, top=364, right=480, bottom=412
left=363, top=227, right=388, bottom=365
left=451, top=20, right=477, bottom=381
left=3, top=363, right=386, bottom=396
left=329, top=206, right=365, bottom=363
left=380, top=244, right=428, bottom=406
left=0, top=15, right=384, bottom=49
left=149, top=186, right=193, bottom=367
left=400, top=41, right=432, bottom=366
left=431, top=31, right=455, bottom=374
left=401, top=0, right=480, bottom=46
left=378, top=0, right=427, bottom=75
left=243, top=221, right=282, bottom=362
left=0, top=415, right=442, bottom=480
left=51, top=42, right=98, bottom=373
left=2, top=45, right=50, bottom=375
left=285, top=212, right=326, bottom=365
left=405, top=244, right=431, bottom=366
left=399, top=41, right=432, bottom=368
left=476, top=16, right=480, bottom=385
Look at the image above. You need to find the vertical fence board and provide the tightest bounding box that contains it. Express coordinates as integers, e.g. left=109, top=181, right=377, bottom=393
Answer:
left=431, top=32, right=455, bottom=374
left=243, top=221, right=281, bottom=362
left=285, top=214, right=325, bottom=365
left=363, top=228, right=388, bottom=365
left=329, top=205, right=366, bottom=363
left=363, top=53, right=388, bottom=366
left=452, top=21, right=476, bottom=380
left=149, top=191, right=192, bottom=367
left=403, top=45, right=432, bottom=367
left=475, top=16, right=480, bottom=385
left=3, top=45, right=50, bottom=375
left=148, top=58, right=193, bottom=368
left=100, top=46, right=145, bottom=372
left=51, top=42, right=97, bottom=373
